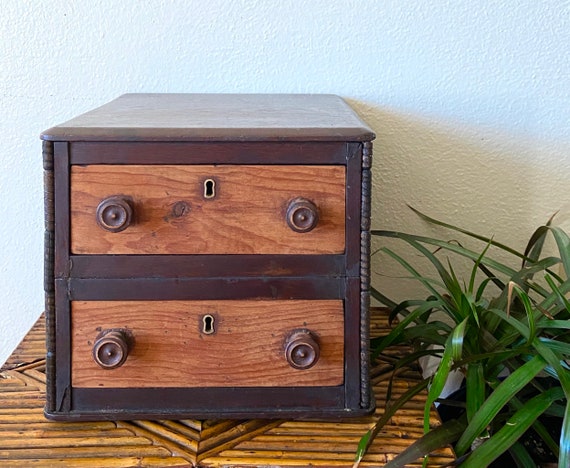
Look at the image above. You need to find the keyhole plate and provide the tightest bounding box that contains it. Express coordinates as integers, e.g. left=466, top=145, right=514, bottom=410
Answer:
left=203, top=179, right=216, bottom=199
left=202, top=314, right=215, bottom=335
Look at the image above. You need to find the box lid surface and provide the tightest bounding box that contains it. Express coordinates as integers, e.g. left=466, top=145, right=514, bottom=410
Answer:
left=41, top=94, right=375, bottom=142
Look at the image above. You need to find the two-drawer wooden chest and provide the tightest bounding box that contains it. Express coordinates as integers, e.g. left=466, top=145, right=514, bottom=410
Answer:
left=42, top=94, right=375, bottom=420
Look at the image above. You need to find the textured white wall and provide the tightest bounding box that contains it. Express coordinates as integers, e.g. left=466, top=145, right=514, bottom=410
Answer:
left=1, top=0, right=569, bottom=365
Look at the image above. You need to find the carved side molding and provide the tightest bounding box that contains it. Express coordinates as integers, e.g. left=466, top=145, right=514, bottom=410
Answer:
left=360, top=141, right=373, bottom=409
left=43, top=140, right=55, bottom=413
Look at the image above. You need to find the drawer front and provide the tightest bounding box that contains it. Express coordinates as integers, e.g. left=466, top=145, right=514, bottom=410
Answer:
left=70, top=165, right=345, bottom=255
left=71, top=299, right=344, bottom=388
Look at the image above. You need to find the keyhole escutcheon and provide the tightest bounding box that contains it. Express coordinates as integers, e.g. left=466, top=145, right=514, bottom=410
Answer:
left=202, top=314, right=215, bottom=335
left=203, top=179, right=216, bottom=199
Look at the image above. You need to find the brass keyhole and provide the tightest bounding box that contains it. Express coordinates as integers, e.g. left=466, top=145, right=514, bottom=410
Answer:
left=203, top=179, right=216, bottom=199
left=202, top=314, right=215, bottom=334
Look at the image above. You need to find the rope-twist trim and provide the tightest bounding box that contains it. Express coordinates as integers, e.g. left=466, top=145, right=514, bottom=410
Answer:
left=360, top=141, right=372, bottom=408
left=43, top=140, right=55, bottom=413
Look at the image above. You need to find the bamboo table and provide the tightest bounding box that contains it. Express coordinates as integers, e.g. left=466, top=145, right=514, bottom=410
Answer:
left=0, top=308, right=454, bottom=467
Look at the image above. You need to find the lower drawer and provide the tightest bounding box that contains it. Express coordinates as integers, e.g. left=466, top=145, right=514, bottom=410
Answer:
left=71, top=299, right=344, bottom=388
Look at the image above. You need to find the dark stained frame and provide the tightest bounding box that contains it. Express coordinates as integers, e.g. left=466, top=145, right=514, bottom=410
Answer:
left=43, top=96, right=374, bottom=420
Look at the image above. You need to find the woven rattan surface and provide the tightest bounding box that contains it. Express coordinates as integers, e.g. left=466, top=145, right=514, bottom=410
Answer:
left=0, top=308, right=454, bottom=467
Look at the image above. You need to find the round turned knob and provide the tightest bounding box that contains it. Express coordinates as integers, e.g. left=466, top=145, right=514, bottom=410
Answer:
left=286, top=197, right=319, bottom=233
left=285, top=330, right=320, bottom=370
left=92, top=330, right=131, bottom=369
left=96, top=196, right=133, bottom=232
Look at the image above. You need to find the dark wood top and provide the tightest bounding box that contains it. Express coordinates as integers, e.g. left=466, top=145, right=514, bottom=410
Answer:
left=41, top=94, right=375, bottom=142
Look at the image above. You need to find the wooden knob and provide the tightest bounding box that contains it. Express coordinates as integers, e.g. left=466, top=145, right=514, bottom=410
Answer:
left=96, top=196, right=133, bottom=232
left=92, top=330, right=131, bottom=369
left=285, top=330, right=320, bottom=370
left=286, top=197, right=319, bottom=233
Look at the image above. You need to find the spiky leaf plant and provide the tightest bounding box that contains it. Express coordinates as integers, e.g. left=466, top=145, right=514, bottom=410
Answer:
left=354, top=208, right=570, bottom=467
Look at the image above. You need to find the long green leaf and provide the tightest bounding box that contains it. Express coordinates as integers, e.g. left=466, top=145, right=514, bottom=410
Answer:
left=455, top=355, right=547, bottom=455
left=452, top=349, right=525, bottom=370
left=460, top=387, right=564, bottom=468
left=533, top=341, right=570, bottom=390
left=407, top=205, right=526, bottom=260
left=382, top=419, right=465, bottom=468
left=523, top=221, right=553, bottom=267
left=374, top=231, right=518, bottom=278
left=424, top=318, right=467, bottom=432
left=383, top=349, right=444, bottom=373
left=380, top=247, right=447, bottom=303
left=550, top=226, right=570, bottom=278
left=490, top=257, right=561, bottom=318
left=508, top=441, right=537, bottom=468
left=532, top=340, right=570, bottom=467
left=468, top=238, right=493, bottom=295
left=559, top=402, right=570, bottom=468
left=475, top=277, right=496, bottom=302
left=488, top=308, right=530, bottom=340
left=539, top=319, right=570, bottom=330
left=466, top=362, right=485, bottom=423
left=370, top=287, right=398, bottom=310
left=373, top=300, right=441, bottom=355
left=388, top=299, right=433, bottom=324
left=538, top=337, right=570, bottom=357
left=399, top=322, right=450, bottom=346
left=503, top=393, right=561, bottom=458
left=353, top=379, right=430, bottom=467
left=507, top=282, right=537, bottom=345
left=545, top=275, right=570, bottom=314
left=537, top=280, right=570, bottom=316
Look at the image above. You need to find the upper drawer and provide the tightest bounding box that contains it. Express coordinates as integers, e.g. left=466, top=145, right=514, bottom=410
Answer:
left=70, top=165, right=345, bottom=255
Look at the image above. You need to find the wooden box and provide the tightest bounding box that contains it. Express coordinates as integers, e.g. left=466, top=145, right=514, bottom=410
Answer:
left=42, top=94, right=375, bottom=420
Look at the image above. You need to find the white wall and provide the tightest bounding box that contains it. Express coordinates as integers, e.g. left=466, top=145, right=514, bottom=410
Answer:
left=1, top=0, right=569, bottom=365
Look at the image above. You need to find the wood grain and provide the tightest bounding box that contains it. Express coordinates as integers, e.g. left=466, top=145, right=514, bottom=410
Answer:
left=1, top=309, right=455, bottom=466
left=71, top=165, right=345, bottom=255
left=41, top=93, right=375, bottom=142
left=71, top=300, right=344, bottom=388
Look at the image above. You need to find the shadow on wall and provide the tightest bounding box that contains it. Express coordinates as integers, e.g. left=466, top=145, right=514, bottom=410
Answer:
left=347, top=99, right=570, bottom=303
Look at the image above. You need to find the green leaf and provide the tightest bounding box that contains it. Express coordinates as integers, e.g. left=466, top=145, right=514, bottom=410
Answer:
left=508, top=441, right=542, bottom=467
left=537, top=337, right=570, bottom=357
left=455, top=355, right=547, bottom=455
left=460, top=387, right=564, bottom=468
left=545, top=275, right=570, bottom=314
left=399, top=322, right=449, bottom=347
left=490, top=258, right=561, bottom=320
left=488, top=308, right=530, bottom=340
left=507, top=282, right=537, bottom=345
left=550, top=226, right=570, bottom=278
left=382, top=419, right=465, bottom=468
left=384, top=349, right=443, bottom=373
left=532, top=341, right=570, bottom=467
left=370, top=287, right=398, bottom=310
left=466, top=362, right=485, bottom=423
left=374, top=231, right=518, bottom=278
left=372, top=300, right=441, bottom=356
left=533, top=340, right=570, bottom=390
left=354, top=430, right=372, bottom=465
left=503, top=393, right=561, bottom=458
left=406, top=205, right=526, bottom=260
left=539, top=319, right=570, bottom=330
left=380, top=247, right=447, bottom=304
left=424, top=318, right=467, bottom=432
left=522, top=222, right=552, bottom=267
left=559, top=401, right=570, bottom=468
left=468, top=238, right=493, bottom=295
left=391, top=299, right=440, bottom=326
left=353, top=378, right=430, bottom=466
